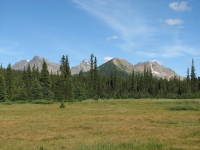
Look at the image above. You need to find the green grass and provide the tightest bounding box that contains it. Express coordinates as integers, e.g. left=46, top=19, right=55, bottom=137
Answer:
left=0, top=99, right=200, bottom=149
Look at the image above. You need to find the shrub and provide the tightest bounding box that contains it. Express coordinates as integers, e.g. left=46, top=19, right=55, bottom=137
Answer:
left=30, top=100, right=54, bottom=104
left=60, top=100, right=65, bottom=108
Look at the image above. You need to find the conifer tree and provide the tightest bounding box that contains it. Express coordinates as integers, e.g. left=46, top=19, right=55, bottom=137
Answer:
left=5, top=64, right=13, bottom=99
left=40, top=59, right=52, bottom=99
left=130, top=70, right=136, bottom=92
left=0, top=71, right=7, bottom=102
left=59, top=55, right=73, bottom=100
left=143, top=65, right=148, bottom=93
left=190, top=59, right=197, bottom=93
left=147, top=66, right=153, bottom=96
left=88, top=53, right=94, bottom=98
left=30, top=78, right=43, bottom=100
left=93, top=56, right=99, bottom=98
left=198, top=77, right=200, bottom=92
left=25, top=64, right=33, bottom=98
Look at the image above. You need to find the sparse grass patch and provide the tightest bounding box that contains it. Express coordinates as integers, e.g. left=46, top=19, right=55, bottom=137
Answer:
left=30, top=99, right=54, bottom=104
left=167, top=105, right=200, bottom=111
left=0, top=99, right=199, bottom=149
left=77, top=139, right=164, bottom=150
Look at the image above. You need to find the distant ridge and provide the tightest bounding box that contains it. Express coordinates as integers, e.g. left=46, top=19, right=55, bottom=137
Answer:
left=11, top=56, right=181, bottom=79
left=12, top=56, right=60, bottom=74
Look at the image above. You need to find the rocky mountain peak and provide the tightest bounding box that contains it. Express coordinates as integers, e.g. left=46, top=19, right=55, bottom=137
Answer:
left=32, top=55, right=42, bottom=60
left=134, top=61, right=180, bottom=79
left=151, top=60, right=161, bottom=66
left=12, top=55, right=60, bottom=74
left=71, top=59, right=91, bottom=75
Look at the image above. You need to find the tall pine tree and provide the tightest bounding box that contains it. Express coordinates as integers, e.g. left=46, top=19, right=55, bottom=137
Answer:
left=190, top=59, right=197, bottom=93
left=0, top=70, right=7, bottom=102
left=40, top=59, right=52, bottom=99
left=5, top=64, right=13, bottom=100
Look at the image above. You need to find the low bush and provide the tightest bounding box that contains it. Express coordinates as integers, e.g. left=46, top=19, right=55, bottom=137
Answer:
left=30, top=100, right=54, bottom=104
left=167, top=106, right=200, bottom=111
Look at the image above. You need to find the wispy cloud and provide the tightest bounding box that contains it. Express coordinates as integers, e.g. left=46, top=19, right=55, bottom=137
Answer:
left=165, top=19, right=183, bottom=26
left=169, top=1, right=191, bottom=11
left=104, top=56, right=113, bottom=62
left=106, top=35, right=118, bottom=41
left=73, top=0, right=155, bottom=51
left=0, top=39, right=22, bottom=56
left=0, top=48, right=19, bottom=55
left=72, top=0, right=199, bottom=60
left=137, top=44, right=200, bottom=58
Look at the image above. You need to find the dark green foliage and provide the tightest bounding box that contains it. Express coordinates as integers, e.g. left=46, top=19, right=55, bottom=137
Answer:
left=30, top=99, right=53, bottom=104
left=60, top=100, right=65, bottom=108
left=30, top=79, right=43, bottom=100
left=167, top=106, right=200, bottom=111
left=0, top=72, right=7, bottom=102
left=40, top=59, right=52, bottom=99
left=5, top=64, right=13, bottom=99
left=11, top=87, right=28, bottom=101
left=190, top=59, right=198, bottom=93
left=59, top=55, right=74, bottom=100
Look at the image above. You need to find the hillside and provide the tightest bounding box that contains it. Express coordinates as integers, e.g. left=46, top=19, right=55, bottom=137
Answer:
left=98, top=58, right=139, bottom=77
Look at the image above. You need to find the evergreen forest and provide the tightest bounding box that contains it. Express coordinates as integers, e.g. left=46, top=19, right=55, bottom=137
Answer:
left=0, top=54, right=200, bottom=102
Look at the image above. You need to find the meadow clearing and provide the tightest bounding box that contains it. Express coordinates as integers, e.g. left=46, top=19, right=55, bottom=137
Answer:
left=0, top=99, right=200, bottom=150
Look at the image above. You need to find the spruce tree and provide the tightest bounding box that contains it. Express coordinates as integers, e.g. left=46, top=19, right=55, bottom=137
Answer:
left=93, top=56, right=99, bottom=99
left=88, top=53, right=94, bottom=98
left=190, top=58, right=197, bottom=93
left=40, top=59, right=52, bottom=99
left=5, top=64, right=13, bottom=100
left=30, top=78, right=43, bottom=100
left=131, top=70, right=135, bottom=92
left=198, top=77, right=200, bottom=92
left=59, top=55, right=73, bottom=100
left=25, top=64, right=33, bottom=98
left=0, top=72, right=7, bottom=102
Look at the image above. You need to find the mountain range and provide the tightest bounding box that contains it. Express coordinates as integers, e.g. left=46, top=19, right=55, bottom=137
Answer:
left=11, top=55, right=181, bottom=79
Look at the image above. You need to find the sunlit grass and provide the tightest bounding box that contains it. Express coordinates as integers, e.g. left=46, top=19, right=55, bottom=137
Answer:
left=0, top=99, right=200, bottom=149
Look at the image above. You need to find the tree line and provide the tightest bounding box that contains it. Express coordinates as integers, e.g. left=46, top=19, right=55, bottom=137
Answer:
left=0, top=54, right=200, bottom=102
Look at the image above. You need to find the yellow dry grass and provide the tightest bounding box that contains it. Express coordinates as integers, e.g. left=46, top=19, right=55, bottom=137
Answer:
left=0, top=99, right=200, bottom=149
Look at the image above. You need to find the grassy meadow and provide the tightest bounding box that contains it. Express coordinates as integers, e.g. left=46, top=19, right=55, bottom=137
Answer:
left=0, top=99, right=200, bottom=150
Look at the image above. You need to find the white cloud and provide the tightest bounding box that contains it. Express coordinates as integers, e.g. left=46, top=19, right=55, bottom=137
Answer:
left=169, top=1, right=191, bottom=11
left=111, top=36, right=118, bottom=39
left=104, top=57, right=113, bottom=62
left=165, top=19, right=183, bottom=26
left=106, top=35, right=119, bottom=41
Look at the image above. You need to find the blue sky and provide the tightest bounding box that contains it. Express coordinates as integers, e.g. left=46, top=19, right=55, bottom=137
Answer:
left=0, top=0, right=200, bottom=76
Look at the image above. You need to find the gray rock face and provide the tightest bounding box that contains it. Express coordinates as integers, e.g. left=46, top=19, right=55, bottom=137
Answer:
left=134, top=61, right=180, bottom=79
left=11, top=60, right=29, bottom=70
left=71, top=59, right=90, bottom=75
left=12, top=56, right=60, bottom=74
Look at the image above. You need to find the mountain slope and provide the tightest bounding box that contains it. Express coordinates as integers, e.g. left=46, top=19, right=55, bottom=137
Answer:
left=12, top=56, right=60, bottom=74
left=71, top=59, right=90, bottom=75
left=98, top=58, right=139, bottom=77
left=11, top=60, right=29, bottom=70
left=134, top=61, right=180, bottom=79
